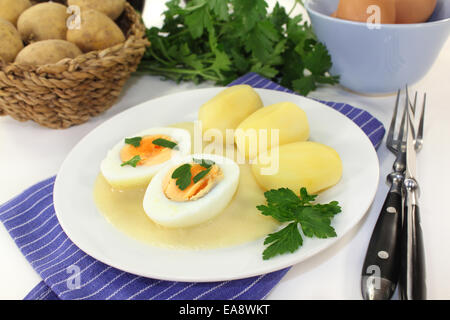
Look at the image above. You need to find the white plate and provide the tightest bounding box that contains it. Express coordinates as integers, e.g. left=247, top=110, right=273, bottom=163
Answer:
left=54, top=88, right=379, bottom=282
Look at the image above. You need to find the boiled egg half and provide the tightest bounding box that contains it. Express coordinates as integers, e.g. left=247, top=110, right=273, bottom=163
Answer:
left=143, top=154, right=240, bottom=228
left=100, top=127, right=191, bottom=189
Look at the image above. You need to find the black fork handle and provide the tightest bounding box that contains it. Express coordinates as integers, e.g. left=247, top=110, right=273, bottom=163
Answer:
left=361, top=174, right=403, bottom=300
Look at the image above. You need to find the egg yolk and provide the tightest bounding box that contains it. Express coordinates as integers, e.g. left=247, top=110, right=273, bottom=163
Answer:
left=120, top=135, right=175, bottom=167
left=163, top=163, right=223, bottom=202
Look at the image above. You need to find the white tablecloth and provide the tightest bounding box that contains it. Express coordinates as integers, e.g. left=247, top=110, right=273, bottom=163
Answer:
left=1, top=1, right=449, bottom=299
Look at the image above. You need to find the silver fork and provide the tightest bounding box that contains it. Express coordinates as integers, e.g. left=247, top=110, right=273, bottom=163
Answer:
left=361, top=88, right=426, bottom=300
left=361, top=90, right=408, bottom=300
left=389, top=87, right=425, bottom=153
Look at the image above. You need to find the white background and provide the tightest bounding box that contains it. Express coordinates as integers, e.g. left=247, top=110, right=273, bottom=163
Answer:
left=0, top=0, right=449, bottom=299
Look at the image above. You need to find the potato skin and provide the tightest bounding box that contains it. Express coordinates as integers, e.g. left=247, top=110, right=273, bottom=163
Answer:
left=0, top=18, right=24, bottom=63
left=68, top=0, right=126, bottom=20
left=252, top=141, right=343, bottom=194
left=17, top=2, right=69, bottom=43
left=0, top=0, right=31, bottom=25
left=198, top=85, right=264, bottom=138
left=66, top=9, right=125, bottom=53
left=15, top=40, right=82, bottom=65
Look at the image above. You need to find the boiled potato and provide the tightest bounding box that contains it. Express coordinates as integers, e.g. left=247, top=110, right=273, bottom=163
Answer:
left=235, top=102, right=309, bottom=160
left=0, top=0, right=31, bottom=25
left=15, top=40, right=82, bottom=65
left=252, top=141, right=343, bottom=194
left=198, top=85, right=263, bottom=139
left=0, top=19, right=24, bottom=63
left=66, top=9, right=125, bottom=52
left=68, top=0, right=126, bottom=20
left=17, top=2, right=68, bottom=43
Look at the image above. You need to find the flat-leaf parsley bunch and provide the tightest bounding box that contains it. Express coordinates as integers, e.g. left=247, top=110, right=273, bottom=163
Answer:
left=138, top=0, right=339, bottom=95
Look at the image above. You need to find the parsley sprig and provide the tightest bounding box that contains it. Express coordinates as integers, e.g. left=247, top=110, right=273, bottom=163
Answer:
left=171, top=159, right=216, bottom=190
left=257, top=187, right=341, bottom=260
left=121, top=155, right=141, bottom=167
left=138, top=0, right=339, bottom=96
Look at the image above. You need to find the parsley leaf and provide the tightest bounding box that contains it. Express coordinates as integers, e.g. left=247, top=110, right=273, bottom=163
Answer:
left=296, top=206, right=337, bottom=238
left=299, top=186, right=318, bottom=205
left=293, top=76, right=317, bottom=97
left=125, top=137, right=142, bottom=148
left=152, top=138, right=178, bottom=149
left=171, top=159, right=217, bottom=190
left=304, top=42, right=333, bottom=75
left=191, top=158, right=215, bottom=183
left=208, top=0, right=229, bottom=21
left=231, top=0, right=268, bottom=31
left=193, top=167, right=212, bottom=183
left=265, top=187, right=301, bottom=207
left=193, top=158, right=215, bottom=168
left=121, top=155, right=141, bottom=167
left=138, top=0, right=339, bottom=96
left=270, top=2, right=289, bottom=30
left=245, top=20, right=280, bottom=62
left=257, top=187, right=341, bottom=260
left=171, top=163, right=192, bottom=190
left=257, top=188, right=300, bottom=222
left=263, top=222, right=303, bottom=260
left=185, top=3, right=210, bottom=39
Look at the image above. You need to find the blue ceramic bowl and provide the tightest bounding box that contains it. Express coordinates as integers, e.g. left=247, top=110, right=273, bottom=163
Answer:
left=306, top=0, right=450, bottom=94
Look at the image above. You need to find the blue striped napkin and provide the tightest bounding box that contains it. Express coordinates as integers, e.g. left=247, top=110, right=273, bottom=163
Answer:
left=0, top=73, right=385, bottom=300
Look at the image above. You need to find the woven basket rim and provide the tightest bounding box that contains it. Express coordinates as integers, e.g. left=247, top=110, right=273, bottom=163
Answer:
left=0, top=2, right=149, bottom=71
left=0, top=1, right=150, bottom=129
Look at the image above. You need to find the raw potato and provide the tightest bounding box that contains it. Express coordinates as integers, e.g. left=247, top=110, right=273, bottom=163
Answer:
left=17, top=2, right=69, bottom=43
left=0, top=19, right=24, bottom=63
left=68, top=0, right=126, bottom=20
left=251, top=141, right=343, bottom=194
left=235, top=102, right=309, bottom=160
left=66, top=9, right=125, bottom=52
left=198, top=85, right=263, bottom=138
left=0, top=0, right=31, bottom=25
left=15, top=40, right=82, bottom=65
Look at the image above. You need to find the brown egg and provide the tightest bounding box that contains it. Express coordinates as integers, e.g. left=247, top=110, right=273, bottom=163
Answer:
left=336, top=0, right=396, bottom=24
left=395, top=0, right=437, bottom=23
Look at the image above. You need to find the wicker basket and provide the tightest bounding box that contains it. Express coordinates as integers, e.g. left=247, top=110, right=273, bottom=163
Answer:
left=0, top=2, right=150, bottom=129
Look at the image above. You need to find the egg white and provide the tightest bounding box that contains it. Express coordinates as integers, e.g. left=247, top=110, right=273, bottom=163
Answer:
left=100, top=127, right=191, bottom=189
left=143, top=154, right=240, bottom=228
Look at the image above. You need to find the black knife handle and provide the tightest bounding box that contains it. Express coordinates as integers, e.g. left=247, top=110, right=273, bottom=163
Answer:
left=361, top=180, right=403, bottom=300
left=399, top=183, right=426, bottom=300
